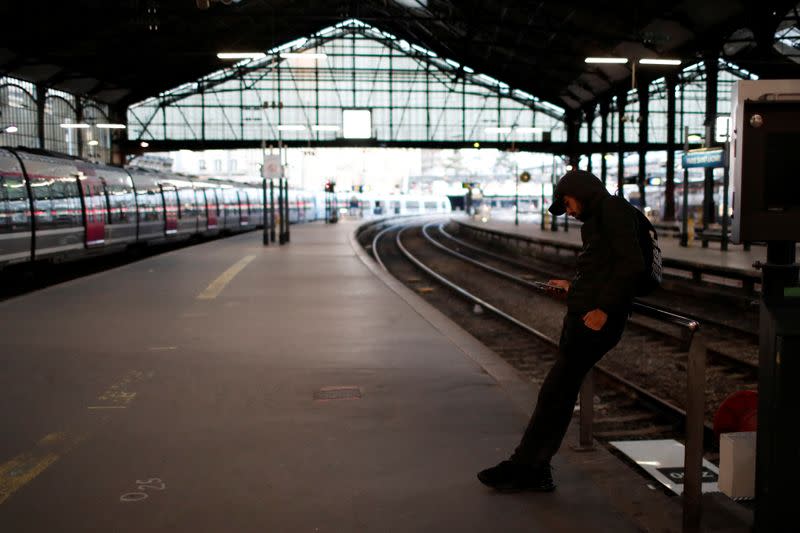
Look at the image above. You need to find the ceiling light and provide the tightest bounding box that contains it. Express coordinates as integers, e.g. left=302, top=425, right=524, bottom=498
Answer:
left=639, top=58, right=682, bottom=66
left=3, top=125, right=18, bottom=133
left=687, top=134, right=704, bottom=143
left=280, top=53, right=327, bottom=60
left=276, top=125, right=307, bottom=131
left=87, top=140, right=100, bottom=146
left=140, top=141, right=150, bottom=148
left=311, top=125, right=339, bottom=131
left=217, top=52, right=266, bottom=60
left=485, top=127, right=512, bottom=134
left=60, top=123, right=90, bottom=129
left=96, top=123, right=127, bottom=129
left=585, top=57, right=628, bottom=64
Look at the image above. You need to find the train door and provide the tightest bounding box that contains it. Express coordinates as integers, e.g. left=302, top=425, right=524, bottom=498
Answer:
left=77, top=170, right=106, bottom=247
left=161, top=185, right=178, bottom=235
left=237, top=190, right=249, bottom=226
left=205, top=189, right=218, bottom=229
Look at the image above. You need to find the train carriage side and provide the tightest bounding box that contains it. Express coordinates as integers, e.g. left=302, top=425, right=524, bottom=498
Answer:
left=169, top=176, right=200, bottom=239
left=13, top=150, right=87, bottom=261
left=92, top=164, right=137, bottom=248
left=194, top=182, right=221, bottom=236
left=128, top=170, right=167, bottom=244
left=219, top=186, right=241, bottom=232
left=246, top=186, right=263, bottom=227
left=0, top=148, right=33, bottom=267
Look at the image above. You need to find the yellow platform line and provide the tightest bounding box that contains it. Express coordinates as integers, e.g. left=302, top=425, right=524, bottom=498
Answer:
left=0, top=432, right=86, bottom=506
left=197, top=255, right=256, bottom=300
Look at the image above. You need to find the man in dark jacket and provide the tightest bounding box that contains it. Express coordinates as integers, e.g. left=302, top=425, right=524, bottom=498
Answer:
left=478, top=169, right=645, bottom=492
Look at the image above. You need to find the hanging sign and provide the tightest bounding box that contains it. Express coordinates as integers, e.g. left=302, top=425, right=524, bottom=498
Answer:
left=682, top=148, right=725, bottom=169
left=262, top=154, right=283, bottom=179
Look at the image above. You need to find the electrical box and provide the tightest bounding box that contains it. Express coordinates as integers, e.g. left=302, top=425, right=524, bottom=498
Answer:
left=730, top=80, right=800, bottom=243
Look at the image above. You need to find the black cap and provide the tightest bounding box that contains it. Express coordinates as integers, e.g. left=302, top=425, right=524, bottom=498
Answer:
left=548, top=193, right=566, bottom=216
left=548, top=169, right=605, bottom=216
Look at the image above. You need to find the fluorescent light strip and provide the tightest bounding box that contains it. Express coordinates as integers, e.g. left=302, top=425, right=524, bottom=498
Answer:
left=217, top=52, right=266, bottom=60
left=276, top=125, right=307, bottom=131
left=4, top=126, right=18, bottom=133
left=639, top=58, right=682, bottom=66
left=311, top=125, right=339, bottom=131
left=515, top=127, right=542, bottom=134
left=585, top=57, right=628, bottom=64
left=280, top=53, right=327, bottom=60
left=96, top=123, right=127, bottom=129
left=60, top=123, right=90, bottom=129
left=485, top=127, right=512, bottom=134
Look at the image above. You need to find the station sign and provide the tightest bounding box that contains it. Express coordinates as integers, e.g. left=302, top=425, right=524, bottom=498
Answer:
left=682, top=148, right=725, bottom=169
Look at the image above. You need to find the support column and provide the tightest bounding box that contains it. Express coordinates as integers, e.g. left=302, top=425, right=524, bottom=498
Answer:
left=585, top=106, right=595, bottom=173
left=665, top=73, right=677, bottom=221
left=36, top=88, right=46, bottom=149
left=75, top=99, right=84, bottom=158
left=637, top=82, right=649, bottom=209
left=566, top=108, right=580, bottom=170
left=703, top=52, right=719, bottom=228
left=617, top=91, right=626, bottom=197
left=109, top=105, right=128, bottom=166
left=600, top=99, right=609, bottom=185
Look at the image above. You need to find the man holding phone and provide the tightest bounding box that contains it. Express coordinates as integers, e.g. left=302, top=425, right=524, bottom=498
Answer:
left=478, top=169, right=645, bottom=492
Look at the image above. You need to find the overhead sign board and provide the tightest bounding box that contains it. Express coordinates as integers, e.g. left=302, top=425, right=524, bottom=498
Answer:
left=262, top=154, right=283, bottom=179
left=682, top=148, right=725, bottom=169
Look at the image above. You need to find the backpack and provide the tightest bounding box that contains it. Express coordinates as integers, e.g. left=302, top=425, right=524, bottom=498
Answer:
left=631, top=208, right=663, bottom=296
left=598, top=198, right=663, bottom=296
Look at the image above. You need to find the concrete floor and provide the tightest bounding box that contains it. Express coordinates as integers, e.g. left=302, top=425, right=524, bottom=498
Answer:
left=0, top=221, right=684, bottom=532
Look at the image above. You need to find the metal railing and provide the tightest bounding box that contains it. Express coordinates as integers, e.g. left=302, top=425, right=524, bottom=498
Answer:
left=526, top=277, right=706, bottom=532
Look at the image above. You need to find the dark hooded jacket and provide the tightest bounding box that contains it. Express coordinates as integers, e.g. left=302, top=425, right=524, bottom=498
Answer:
left=554, top=171, right=645, bottom=315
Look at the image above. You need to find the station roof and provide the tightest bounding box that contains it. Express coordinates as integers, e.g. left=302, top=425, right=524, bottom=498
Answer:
left=1, top=1, right=798, bottom=110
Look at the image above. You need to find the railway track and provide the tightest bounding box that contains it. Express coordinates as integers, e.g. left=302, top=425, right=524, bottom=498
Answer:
left=436, top=222, right=760, bottom=374
left=362, top=220, right=728, bottom=449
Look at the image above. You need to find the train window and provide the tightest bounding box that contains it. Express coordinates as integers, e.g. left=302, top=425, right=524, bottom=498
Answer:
left=49, top=178, right=81, bottom=228
left=178, top=188, right=196, bottom=218
left=0, top=174, right=27, bottom=234
left=424, top=201, right=437, bottom=209
left=405, top=201, right=420, bottom=210
left=107, top=183, right=135, bottom=224
left=30, top=178, right=54, bottom=228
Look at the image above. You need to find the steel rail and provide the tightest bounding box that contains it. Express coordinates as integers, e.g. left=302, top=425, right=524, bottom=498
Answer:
left=384, top=223, right=703, bottom=429
left=435, top=223, right=761, bottom=371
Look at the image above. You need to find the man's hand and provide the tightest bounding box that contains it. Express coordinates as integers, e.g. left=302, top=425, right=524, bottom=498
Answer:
left=583, top=309, right=608, bottom=331
left=547, top=279, right=570, bottom=292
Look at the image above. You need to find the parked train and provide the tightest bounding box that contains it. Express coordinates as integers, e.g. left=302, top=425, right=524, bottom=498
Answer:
left=345, top=192, right=452, bottom=219
left=0, top=147, right=321, bottom=270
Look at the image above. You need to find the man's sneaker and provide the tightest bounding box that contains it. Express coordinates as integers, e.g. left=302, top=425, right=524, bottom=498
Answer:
left=477, top=460, right=556, bottom=493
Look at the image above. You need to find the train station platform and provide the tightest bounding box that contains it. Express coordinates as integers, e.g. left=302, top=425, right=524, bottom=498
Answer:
left=0, top=221, right=744, bottom=532
left=462, top=216, right=777, bottom=278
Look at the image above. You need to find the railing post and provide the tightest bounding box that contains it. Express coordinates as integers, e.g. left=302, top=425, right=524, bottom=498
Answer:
left=573, top=369, right=595, bottom=451
left=683, top=335, right=706, bottom=533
